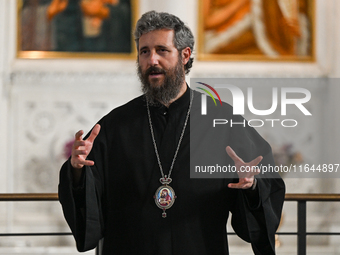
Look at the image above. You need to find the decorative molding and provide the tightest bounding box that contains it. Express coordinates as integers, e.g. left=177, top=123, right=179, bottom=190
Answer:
left=10, top=71, right=138, bottom=86
left=16, top=96, right=118, bottom=193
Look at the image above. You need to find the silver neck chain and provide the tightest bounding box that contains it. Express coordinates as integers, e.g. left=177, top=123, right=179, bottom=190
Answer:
left=146, top=90, right=194, bottom=179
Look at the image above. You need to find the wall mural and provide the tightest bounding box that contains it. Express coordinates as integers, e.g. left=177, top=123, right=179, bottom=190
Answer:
left=17, top=0, right=138, bottom=59
left=198, top=0, right=315, bottom=61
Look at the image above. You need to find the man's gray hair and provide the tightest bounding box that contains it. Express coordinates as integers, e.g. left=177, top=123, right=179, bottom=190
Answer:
left=134, top=11, right=194, bottom=74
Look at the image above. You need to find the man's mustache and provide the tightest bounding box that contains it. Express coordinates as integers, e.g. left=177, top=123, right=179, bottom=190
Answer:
left=145, top=66, right=166, bottom=76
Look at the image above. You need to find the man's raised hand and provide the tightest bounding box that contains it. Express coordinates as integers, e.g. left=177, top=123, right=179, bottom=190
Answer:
left=71, top=124, right=101, bottom=169
left=226, top=146, right=262, bottom=189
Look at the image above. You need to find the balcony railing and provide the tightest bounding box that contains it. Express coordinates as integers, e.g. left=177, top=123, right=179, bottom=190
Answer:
left=281, top=194, right=340, bottom=255
left=1, top=193, right=340, bottom=255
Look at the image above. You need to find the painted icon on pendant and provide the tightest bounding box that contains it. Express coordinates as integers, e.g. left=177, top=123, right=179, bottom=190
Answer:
left=154, top=185, right=176, bottom=210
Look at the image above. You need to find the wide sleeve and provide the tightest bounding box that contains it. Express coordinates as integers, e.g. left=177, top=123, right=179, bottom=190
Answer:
left=228, top=112, right=285, bottom=255
left=230, top=152, right=285, bottom=255
left=191, top=91, right=285, bottom=254
left=58, top=122, right=107, bottom=252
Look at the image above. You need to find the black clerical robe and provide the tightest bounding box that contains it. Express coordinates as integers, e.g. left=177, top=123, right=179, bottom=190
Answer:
left=59, top=87, right=285, bottom=255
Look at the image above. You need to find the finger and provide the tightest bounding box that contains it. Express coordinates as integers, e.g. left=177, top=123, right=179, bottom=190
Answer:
left=87, top=124, right=101, bottom=143
left=249, top=155, right=263, bottom=167
left=72, top=159, right=95, bottom=168
left=228, top=184, right=242, bottom=189
left=226, top=146, right=244, bottom=163
left=239, top=177, right=254, bottom=184
left=228, top=182, right=250, bottom=189
left=83, top=159, right=95, bottom=166
left=228, top=178, right=254, bottom=189
left=72, top=149, right=88, bottom=156
left=75, top=130, right=84, bottom=141
left=73, top=140, right=86, bottom=149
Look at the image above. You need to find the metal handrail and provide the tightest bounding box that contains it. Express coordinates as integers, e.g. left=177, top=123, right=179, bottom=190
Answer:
left=285, top=193, right=340, bottom=201
left=1, top=193, right=340, bottom=201
left=1, top=193, right=340, bottom=255
left=0, top=193, right=58, bottom=201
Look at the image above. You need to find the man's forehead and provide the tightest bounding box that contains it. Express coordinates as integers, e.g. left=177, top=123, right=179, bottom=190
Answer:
left=138, top=29, right=175, bottom=49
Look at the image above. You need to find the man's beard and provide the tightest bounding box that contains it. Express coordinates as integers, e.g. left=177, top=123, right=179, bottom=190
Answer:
left=138, top=56, right=185, bottom=105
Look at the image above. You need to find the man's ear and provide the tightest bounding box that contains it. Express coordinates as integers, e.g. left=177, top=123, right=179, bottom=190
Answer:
left=181, top=47, right=191, bottom=65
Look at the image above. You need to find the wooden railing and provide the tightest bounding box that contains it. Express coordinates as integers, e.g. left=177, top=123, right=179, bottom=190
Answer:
left=0, top=193, right=58, bottom=201
left=1, top=193, right=340, bottom=255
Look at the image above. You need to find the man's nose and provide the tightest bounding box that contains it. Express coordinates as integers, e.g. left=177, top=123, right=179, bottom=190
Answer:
left=148, top=51, right=159, bottom=66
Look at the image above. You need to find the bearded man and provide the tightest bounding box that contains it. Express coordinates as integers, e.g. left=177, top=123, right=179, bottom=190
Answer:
left=59, top=10, right=285, bottom=255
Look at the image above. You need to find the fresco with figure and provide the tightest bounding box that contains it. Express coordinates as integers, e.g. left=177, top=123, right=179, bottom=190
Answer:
left=18, top=0, right=137, bottom=58
left=199, top=0, right=314, bottom=61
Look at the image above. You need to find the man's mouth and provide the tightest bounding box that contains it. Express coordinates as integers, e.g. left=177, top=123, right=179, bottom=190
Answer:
left=147, top=68, right=165, bottom=78
left=149, top=72, right=163, bottom=78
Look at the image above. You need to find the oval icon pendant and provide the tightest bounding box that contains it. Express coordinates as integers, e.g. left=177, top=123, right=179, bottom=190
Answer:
left=154, top=177, right=176, bottom=218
